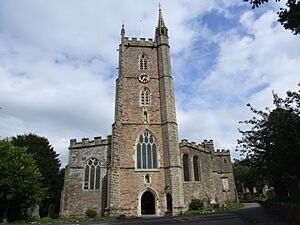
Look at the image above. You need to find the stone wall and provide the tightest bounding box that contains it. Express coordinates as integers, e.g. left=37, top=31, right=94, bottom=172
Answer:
left=179, top=139, right=237, bottom=208
left=61, top=13, right=237, bottom=217
left=213, top=150, right=237, bottom=204
left=60, top=136, right=111, bottom=216
left=109, top=36, right=169, bottom=216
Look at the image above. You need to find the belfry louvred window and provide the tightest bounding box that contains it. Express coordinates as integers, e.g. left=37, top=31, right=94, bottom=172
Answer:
left=141, top=89, right=150, bottom=106
left=136, top=131, right=157, bottom=169
left=84, top=158, right=100, bottom=190
left=140, top=54, right=148, bottom=70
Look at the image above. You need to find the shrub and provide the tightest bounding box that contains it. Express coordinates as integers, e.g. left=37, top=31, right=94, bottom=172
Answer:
left=85, top=208, right=97, bottom=218
left=189, top=199, right=204, bottom=210
left=35, top=217, right=53, bottom=223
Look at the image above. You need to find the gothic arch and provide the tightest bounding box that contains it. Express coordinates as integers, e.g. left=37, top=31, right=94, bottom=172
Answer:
left=140, top=87, right=150, bottom=106
left=182, top=154, right=190, bottom=182
left=135, top=129, right=159, bottom=170
left=137, top=187, right=159, bottom=216
left=193, top=155, right=200, bottom=181
left=139, top=54, right=148, bottom=70
left=83, top=157, right=101, bottom=190
left=166, top=193, right=173, bottom=213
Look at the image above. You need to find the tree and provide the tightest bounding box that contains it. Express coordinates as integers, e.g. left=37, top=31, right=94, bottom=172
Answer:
left=237, top=85, right=300, bottom=201
left=233, top=159, right=266, bottom=195
left=0, top=139, right=45, bottom=222
left=11, top=134, right=62, bottom=217
left=233, top=159, right=252, bottom=194
left=244, top=0, right=300, bottom=35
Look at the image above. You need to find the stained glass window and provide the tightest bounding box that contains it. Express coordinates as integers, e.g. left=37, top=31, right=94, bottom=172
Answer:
left=136, top=131, right=158, bottom=169
left=183, top=154, right=190, bottom=182
left=193, top=156, right=200, bottom=181
left=83, top=158, right=100, bottom=190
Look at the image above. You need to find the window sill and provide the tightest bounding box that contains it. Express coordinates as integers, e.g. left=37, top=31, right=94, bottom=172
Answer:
left=83, top=189, right=101, bottom=191
left=135, top=168, right=159, bottom=172
left=183, top=181, right=202, bottom=184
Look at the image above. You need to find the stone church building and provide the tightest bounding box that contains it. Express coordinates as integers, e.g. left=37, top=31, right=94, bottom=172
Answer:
left=60, top=9, right=237, bottom=217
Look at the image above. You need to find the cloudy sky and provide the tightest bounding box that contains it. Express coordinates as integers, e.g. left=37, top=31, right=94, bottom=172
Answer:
left=0, top=0, right=299, bottom=167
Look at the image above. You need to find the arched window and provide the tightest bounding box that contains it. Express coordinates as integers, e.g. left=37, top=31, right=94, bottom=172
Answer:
left=183, top=154, right=190, bottom=182
left=140, top=89, right=150, bottom=106
left=136, top=131, right=157, bottom=169
left=193, top=156, right=200, bottom=181
left=84, top=158, right=100, bottom=190
left=139, top=54, right=148, bottom=70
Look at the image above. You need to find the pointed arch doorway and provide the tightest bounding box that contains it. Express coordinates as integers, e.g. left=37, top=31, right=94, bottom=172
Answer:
left=141, top=191, right=155, bottom=215
left=166, top=194, right=173, bottom=213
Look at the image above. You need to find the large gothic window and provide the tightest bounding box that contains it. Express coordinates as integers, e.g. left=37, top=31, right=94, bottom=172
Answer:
left=140, top=89, right=150, bottom=106
left=193, top=156, right=200, bottom=181
left=84, top=158, right=101, bottom=190
left=136, top=131, right=158, bottom=169
left=139, top=54, right=148, bottom=70
left=183, top=154, right=190, bottom=182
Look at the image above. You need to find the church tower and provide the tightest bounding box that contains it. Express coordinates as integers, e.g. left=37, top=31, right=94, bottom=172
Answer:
left=108, top=9, right=185, bottom=216
left=60, top=8, right=237, bottom=218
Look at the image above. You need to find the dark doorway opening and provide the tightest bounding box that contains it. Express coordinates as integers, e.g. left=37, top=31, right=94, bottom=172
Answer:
left=141, top=191, right=155, bottom=215
left=166, top=194, right=173, bottom=212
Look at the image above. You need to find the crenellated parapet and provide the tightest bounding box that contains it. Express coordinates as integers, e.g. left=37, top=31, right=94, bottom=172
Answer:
left=122, top=37, right=156, bottom=48
left=69, top=135, right=112, bottom=149
left=214, top=149, right=230, bottom=156
left=179, top=139, right=214, bottom=153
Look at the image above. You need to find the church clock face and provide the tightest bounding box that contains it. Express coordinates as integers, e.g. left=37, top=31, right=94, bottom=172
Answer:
left=139, top=73, right=150, bottom=83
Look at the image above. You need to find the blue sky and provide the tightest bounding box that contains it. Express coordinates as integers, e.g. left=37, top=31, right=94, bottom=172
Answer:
left=0, top=0, right=299, bottom=166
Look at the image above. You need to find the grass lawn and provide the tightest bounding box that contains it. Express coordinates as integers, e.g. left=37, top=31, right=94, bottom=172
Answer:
left=2, top=215, right=115, bottom=225
left=183, top=202, right=244, bottom=215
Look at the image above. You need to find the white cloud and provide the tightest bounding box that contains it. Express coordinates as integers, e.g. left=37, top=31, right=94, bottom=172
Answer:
left=0, top=1, right=299, bottom=166
left=176, top=6, right=300, bottom=160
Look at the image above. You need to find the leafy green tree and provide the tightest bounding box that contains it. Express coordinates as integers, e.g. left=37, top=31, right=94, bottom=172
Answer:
left=0, top=139, right=45, bottom=221
left=234, top=159, right=252, bottom=194
left=244, top=0, right=300, bottom=35
left=233, top=159, right=268, bottom=197
left=237, top=85, right=300, bottom=201
left=11, top=134, right=62, bottom=217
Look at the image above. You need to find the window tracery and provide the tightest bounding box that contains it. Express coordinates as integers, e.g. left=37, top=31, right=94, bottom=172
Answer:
left=139, top=54, right=148, bottom=70
left=136, top=131, right=158, bottom=170
left=83, top=158, right=100, bottom=190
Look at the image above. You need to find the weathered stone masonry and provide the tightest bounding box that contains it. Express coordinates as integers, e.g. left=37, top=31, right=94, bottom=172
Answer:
left=60, top=9, right=237, bottom=217
left=60, top=136, right=111, bottom=216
